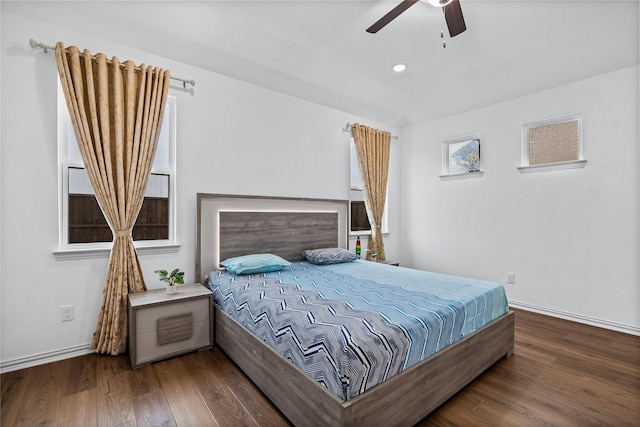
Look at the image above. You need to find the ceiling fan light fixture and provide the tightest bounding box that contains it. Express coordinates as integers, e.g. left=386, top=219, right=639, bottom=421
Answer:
left=425, top=0, right=453, bottom=7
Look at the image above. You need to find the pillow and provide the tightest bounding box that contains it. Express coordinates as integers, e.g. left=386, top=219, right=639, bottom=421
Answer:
left=220, top=253, right=291, bottom=275
left=303, top=248, right=359, bottom=265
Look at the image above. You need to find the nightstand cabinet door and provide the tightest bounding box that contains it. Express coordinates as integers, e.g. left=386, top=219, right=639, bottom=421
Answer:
left=128, top=284, right=213, bottom=369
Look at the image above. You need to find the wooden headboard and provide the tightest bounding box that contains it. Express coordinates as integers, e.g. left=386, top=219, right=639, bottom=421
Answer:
left=196, top=193, right=349, bottom=283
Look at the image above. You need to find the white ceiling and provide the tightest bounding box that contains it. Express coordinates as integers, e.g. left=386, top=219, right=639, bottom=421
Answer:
left=4, top=0, right=639, bottom=126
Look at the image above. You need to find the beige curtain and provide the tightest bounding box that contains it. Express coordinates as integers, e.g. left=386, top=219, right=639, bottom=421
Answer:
left=55, top=42, right=171, bottom=355
left=351, top=123, right=391, bottom=261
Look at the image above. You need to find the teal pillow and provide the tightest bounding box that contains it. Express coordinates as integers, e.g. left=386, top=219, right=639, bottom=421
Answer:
left=220, top=253, right=291, bottom=275
left=303, top=248, right=359, bottom=265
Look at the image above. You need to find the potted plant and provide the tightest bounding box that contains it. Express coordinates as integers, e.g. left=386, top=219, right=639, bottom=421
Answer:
left=366, top=249, right=384, bottom=261
left=155, top=268, right=184, bottom=294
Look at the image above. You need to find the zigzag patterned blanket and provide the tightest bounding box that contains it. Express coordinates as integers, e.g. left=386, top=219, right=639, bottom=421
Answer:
left=205, top=260, right=508, bottom=401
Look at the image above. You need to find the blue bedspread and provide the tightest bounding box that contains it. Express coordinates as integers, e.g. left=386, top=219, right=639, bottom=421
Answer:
left=205, top=260, right=508, bottom=401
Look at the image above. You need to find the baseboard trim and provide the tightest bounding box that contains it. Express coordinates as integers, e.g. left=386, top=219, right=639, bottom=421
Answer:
left=1, top=343, right=95, bottom=374
left=509, top=300, right=640, bottom=336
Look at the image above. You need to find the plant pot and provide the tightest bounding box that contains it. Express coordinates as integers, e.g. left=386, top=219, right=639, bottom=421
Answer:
left=166, top=284, right=177, bottom=295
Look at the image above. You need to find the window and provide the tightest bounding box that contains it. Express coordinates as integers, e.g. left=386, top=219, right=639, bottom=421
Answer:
left=350, top=139, right=388, bottom=235
left=519, top=113, right=586, bottom=173
left=56, top=81, right=178, bottom=258
left=440, top=135, right=482, bottom=178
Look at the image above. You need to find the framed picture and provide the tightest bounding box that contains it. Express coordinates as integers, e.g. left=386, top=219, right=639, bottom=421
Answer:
left=441, top=135, right=481, bottom=177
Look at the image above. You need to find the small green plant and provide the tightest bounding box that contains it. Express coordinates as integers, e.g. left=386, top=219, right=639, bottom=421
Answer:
left=155, top=268, right=184, bottom=286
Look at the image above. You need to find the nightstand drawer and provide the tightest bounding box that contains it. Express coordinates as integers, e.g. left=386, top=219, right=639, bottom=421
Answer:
left=136, top=318, right=210, bottom=364
left=135, top=298, right=209, bottom=334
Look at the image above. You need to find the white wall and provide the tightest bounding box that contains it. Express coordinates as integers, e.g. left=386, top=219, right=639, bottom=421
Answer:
left=0, top=12, right=400, bottom=370
left=399, top=65, right=639, bottom=334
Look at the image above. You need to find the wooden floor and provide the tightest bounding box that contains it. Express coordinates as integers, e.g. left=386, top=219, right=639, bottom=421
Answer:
left=2, top=308, right=639, bottom=426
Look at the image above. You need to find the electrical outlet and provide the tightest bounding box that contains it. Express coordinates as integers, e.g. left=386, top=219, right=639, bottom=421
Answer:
left=506, top=273, right=516, bottom=284
left=60, top=305, right=74, bottom=322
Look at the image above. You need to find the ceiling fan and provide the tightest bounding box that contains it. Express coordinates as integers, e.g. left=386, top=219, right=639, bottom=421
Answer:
left=366, top=0, right=466, bottom=37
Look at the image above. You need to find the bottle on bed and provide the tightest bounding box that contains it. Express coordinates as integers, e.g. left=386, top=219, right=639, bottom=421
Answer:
left=356, top=236, right=361, bottom=258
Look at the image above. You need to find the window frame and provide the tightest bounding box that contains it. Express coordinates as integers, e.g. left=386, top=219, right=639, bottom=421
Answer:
left=349, top=138, right=389, bottom=236
left=54, top=82, right=179, bottom=260
left=518, top=113, right=586, bottom=173
left=439, top=134, right=483, bottom=179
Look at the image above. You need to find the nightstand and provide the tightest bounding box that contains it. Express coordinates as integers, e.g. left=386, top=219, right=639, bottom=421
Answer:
left=128, top=283, right=213, bottom=369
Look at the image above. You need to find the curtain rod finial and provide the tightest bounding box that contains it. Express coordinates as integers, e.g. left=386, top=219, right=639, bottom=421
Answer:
left=29, top=38, right=52, bottom=53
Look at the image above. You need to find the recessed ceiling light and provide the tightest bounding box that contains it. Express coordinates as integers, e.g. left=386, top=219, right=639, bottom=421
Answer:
left=392, top=64, right=407, bottom=73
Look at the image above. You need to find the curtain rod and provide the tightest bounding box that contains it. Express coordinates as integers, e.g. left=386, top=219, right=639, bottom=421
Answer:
left=343, top=122, right=398, bottom=140
left=29, top=39, right=196, bottom=89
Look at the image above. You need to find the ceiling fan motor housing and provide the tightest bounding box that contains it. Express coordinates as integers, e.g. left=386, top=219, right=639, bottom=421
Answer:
left=367, top=0, right=465, bottom=37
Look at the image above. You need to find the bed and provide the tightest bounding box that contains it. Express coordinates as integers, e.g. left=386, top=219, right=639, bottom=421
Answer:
left=196, top=193, right=514, bottom=426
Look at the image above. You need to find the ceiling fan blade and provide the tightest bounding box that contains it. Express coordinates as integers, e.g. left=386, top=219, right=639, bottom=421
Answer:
left=366, top=0, right=420, bottom=33
left=444, top=0, right=466, bottom=37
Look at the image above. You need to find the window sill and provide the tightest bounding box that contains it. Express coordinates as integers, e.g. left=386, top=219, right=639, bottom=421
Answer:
left=53, top=243, right=181, bottom=261
left=349, top=231, right=390, bottom=237
left=518, top=160, right=587, bottom=173
left=439, top=171, right=483, bottom=180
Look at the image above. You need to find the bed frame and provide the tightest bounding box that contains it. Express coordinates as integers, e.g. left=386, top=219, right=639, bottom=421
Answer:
left=196, top=193, right=514, bottom=426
